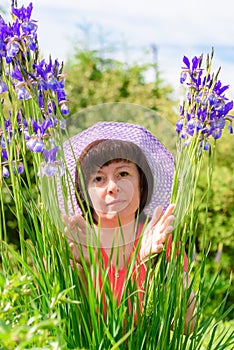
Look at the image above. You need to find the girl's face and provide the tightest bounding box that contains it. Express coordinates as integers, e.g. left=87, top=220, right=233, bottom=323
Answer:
left=87, top=161, right=140, bottom=227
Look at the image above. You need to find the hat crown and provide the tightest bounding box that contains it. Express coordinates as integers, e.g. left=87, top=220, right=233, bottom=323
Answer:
left=59, top=121, right=174, bottom=217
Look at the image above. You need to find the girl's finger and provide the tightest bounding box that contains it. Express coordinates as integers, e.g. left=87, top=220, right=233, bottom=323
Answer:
left=162, top=203, right=175, bottom=220
left=149, top=204, right=175, bottom=230
left=157, top=226, right=174, bottom=244
left=147, top=205, right=163, bottom=230
left=159, top=215, right=175, bottom=233
left=166, top=225, right=174, bottom=234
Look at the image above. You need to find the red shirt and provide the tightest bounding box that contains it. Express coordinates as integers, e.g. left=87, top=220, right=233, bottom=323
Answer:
left=98, top=225, right=188, bottom=306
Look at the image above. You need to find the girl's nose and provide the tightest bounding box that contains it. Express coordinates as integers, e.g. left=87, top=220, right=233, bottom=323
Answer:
left=107, top=178, right=119, bottom=194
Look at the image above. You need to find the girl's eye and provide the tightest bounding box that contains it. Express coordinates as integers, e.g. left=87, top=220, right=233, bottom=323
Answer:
left=94, top=175, right=104, bottom=183
left=119, top=171, right=129, bottom=177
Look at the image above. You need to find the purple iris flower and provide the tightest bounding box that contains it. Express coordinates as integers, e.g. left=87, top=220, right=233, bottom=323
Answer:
left=196, top=121, right=203, bottom=132
left=32, top=118, right=53, bottom=135
left=26, top=138, right=44, bottom=152
left=208, top=94, right=220, bottom=107
left=176, top=52, right=234, bottom=150
left=182, top=55, right=203, bottom=88
left=0, top=15, right=9, bottom=35
left=12, top=20, right=21, bottom=37
left=2, top=149, right=8, bottom=160
left=38, top=91, right=44, bottom=109
left=6, top=41, right=20, bottom=60
left=182, top=55, right=190, bottom=69
left=59, top=117, right=67, bottom=130
left=12, top=3, right=33, bottom=22
left=23, top=130, right=30, bottom=141
left=34, top=58, right=68, bottom=99
left=48, top=101, right=56, bottom=116
left=60, top=103, right=70, bottom=115
left=11, top=66, right=24, bottom=82
left=211, top=128, right=222, bottom=139
left=186, top=119, right=195, bottom=136
left=1, top=2, right=38, bottom=66
left=211, top=118, right=226, bottom=130
left=33, top=59, right=47, bottom=80
left=0, top=42, right=6, bottom=57
left=223, top=101, right=233, bottom=115
left=0, top=79, right=8, bottom=93
left=214, top=80, right=229, bottom=96
left=28, top=37, right=37, bottom=51
left=1, top=136, right=6, bottom=149
left=176, top=119, right=183, bottom=133
left=1, top=131, right=12, bottom=148
left=0, top=2, right=69, bottom=179
left=47, top=77, right=59, bottom=91
left=2, top=166, right=9, bottom=178
left=38, top=146, right=65, bottom=177
left=0, top=17, right=10, bottom=57
left=228, top=122, right=233, bottom=134
left=25, top=118, right=55, bottom=153
left=16, top=85, right=32, bottom=100
left=57, top=88, right=66, bottom=102
left=203, top=141, right=210, bottom=151
left=13, top=161, right=24, bottom=175
left=180, top=72, right=187, bottom=84
left=192, top=56, right=201, bottom=71
left=21, top=21, right=37, bottom=36
left=38, top=163, right=58, bottom=177
left=17, top=162, right=24, bottom=174
left=43, top=146, right=58, bottom=163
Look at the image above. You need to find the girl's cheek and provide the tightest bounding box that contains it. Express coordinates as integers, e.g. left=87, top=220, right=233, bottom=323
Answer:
left=91, top=188, right=105, bottom=201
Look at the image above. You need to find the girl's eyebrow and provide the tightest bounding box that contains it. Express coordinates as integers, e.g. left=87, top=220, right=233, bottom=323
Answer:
left=91, top=162, right=134, bottom=174
left=99, top=164, right=133, bottom=171
left=115, top=165, right=132, bottom=170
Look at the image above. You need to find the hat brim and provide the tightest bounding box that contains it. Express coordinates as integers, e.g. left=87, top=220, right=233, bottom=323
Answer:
left=58, top=121, right=174, bottom=218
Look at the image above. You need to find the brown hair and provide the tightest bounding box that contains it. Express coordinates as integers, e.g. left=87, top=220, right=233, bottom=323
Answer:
left=75, top=139, right=154, bottom=221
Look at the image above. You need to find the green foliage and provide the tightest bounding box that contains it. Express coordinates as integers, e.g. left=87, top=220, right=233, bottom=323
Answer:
left=0, top=268, right=63, bottom=349
left=194, top=132, right=234, bottom=319
left=1, top=217, right=234, bottom=349
left=64, top=49, right=177, bottom=124
left=196, top=131, right=234, bottom=252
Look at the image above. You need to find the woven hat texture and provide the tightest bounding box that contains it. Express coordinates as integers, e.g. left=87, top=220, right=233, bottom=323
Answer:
left=58, top=121, right=174, bottom=217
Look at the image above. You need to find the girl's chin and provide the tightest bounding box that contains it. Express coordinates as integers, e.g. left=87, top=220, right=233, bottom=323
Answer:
left=98, top=212, right=121, bottom=223
left=94, top=211, right=135, bottom=227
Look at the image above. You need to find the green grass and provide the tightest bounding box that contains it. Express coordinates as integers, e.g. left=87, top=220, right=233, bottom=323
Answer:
left=1, top=219, right=233, bottom=349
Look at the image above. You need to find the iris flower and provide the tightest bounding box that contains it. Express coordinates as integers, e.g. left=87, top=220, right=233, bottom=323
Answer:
left=176, top=50, right=233, bottom=150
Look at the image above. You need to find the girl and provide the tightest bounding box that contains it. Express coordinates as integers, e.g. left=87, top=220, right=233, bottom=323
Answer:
left=60, top=121, right=195, bottom=332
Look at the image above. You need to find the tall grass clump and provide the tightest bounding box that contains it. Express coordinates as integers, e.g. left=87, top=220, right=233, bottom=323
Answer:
left=0, top=2, right=233, bottom=349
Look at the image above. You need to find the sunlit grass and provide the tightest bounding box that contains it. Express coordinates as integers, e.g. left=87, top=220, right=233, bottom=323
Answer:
left=0, top=185, right=233, bottom=349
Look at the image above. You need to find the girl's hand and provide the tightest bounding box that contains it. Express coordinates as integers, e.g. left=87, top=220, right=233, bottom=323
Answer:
left=62, top=214, right=95, bottom=264
left=139, top=204, right=175, bottom=262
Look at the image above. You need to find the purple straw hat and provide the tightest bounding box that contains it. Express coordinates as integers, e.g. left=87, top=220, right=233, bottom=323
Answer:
left=58, top=121, right=174, bottom=218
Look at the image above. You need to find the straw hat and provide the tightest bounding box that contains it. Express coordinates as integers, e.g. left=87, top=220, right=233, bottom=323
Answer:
left=58, top=121, right=174, bottom=218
